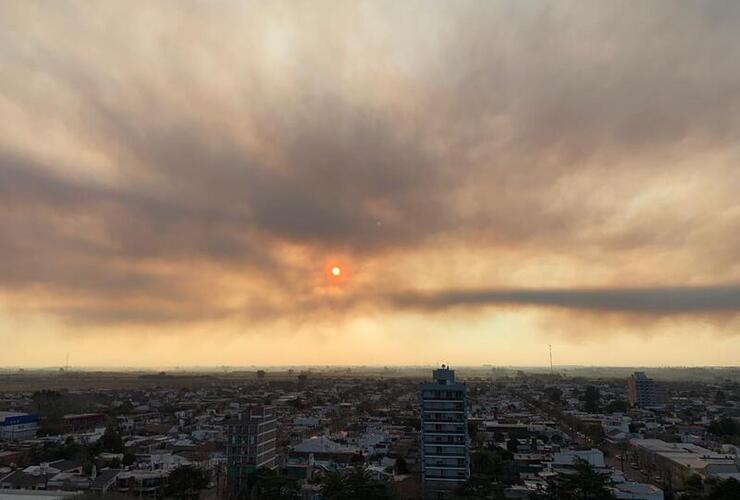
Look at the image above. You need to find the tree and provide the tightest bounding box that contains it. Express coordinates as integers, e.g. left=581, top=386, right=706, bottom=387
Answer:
left=584, top=424, right=606, bottom=446
left=583, top=386, right=601, bottom=414
left=320, top=467, right=398, bottom=500
left=605, top=400, right=629, bottom=414
left=468, top=420, right=479, bottom=442
left=531, top=460, right=615, bottom=500
left=683, top=476, right=740, bottom=500
left=714, top=390, right=727, bottom=405
left=99, top=427, right=124, bottom=453
left=706, top=477, right=740, bottom=499
left=471, top=448, right=514, bottom=484
left=32, top=390, right=66, bottom=432
left=394, top=456, right=409, bottom=475
left=681, top=474, right=705, bottom=500
left=545, top=387, right=563, bottom=405
left=165, top=465, right=210, bottom=500
left=452, top=447, right=516, bottom=499
left=453, top=474, right=506, bottom=499
left=122, top=453, right=136, bottom=466
left=32, top=438, right=87, bottom=463
left=244, top=467, right=300, bottom=500
left=707, top=417, right=739, bottom=439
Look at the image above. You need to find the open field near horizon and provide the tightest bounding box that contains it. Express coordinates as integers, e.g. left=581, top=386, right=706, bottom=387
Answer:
left=2, top=365, right=739, bottom=393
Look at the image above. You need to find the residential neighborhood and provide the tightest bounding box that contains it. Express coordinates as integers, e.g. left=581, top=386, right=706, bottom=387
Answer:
left=1, top=367, right=739, bottom=499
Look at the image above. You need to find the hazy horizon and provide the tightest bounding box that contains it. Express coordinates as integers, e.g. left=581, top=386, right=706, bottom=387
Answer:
left=5, top=363, right=740, bottom=372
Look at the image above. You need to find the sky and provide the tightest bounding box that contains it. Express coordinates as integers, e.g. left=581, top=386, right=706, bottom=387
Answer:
left=1, top=1, right=740, bottom=368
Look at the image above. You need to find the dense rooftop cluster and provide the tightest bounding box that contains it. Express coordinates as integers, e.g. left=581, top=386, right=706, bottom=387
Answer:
left=0, top=367, right=738, bottom=499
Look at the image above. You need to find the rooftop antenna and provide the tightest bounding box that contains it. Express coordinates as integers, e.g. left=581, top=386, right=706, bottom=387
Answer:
left=549, top=345, right=553, bottom=374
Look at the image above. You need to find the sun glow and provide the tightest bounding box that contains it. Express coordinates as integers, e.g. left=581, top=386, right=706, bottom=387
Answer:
left=324, top=262, right=349, bottom=285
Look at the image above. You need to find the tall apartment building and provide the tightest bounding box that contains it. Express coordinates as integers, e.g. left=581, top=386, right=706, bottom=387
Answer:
left=627, top=372, right=658, bottom=408
left=226, top=406, right=277, bottom=495
left=420, top=366, right=470, bottom=499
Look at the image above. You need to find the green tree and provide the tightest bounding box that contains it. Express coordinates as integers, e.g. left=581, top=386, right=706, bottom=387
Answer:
left=244, top=467, right=299, bottom=500
left=164, top=465, right=210, bottom=500
left=705, top=477, right=740, bottom=500
left=531, top=460, right=615, bottom=500
left=605, top=400, right=629, bottom=414
left=707, top=417, right=739, bottom=439
left=394, top=456, right=409, bottom=475
left=468, top=420, right=479, bottom=442
left=122, top=453, right=136, bottom=466
left=453, top=474, right=506, bottom=499
left=320, top=467, right=398, bottom=500
left=32, top=390, right=65, bottom=432
left=584, top=424, right=606, bottom=446
left=471, top=449, right=514, bottom=484
left=99, top=427, right=124, bottom=453
left=453, top=447, right=515, bottom=499
left=583, top=386, right=601, bottom=414
left=681, top=474, right=705, bottom=500
left=32, top=438, right=88, bottom=463
left=714, top=390, right=727, bottom=405
left=545, top=387, right=563, bottom=405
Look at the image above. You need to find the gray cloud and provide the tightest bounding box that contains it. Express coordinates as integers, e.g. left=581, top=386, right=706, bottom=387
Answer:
left=390, top=285, right=740, bottom=315
left=0, top=1, right=739, bottom=329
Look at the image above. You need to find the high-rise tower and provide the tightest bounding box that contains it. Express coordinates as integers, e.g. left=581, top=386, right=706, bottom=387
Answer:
left=627, top=371, right=658, bottom=408
left=420, top=366, right=469, bottom=498
left=226, top=406, right=277, bottom=496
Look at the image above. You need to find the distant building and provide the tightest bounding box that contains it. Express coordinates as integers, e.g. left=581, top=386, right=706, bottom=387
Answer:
left=627, top=372, right=658, bottom=408
left=0, top=412, right=39, bottom=440
left=630, top=438, right=740, bottom=490
left=115, top=470, right=167, bottom=495
left=420, top=366, right=469, bottom=499
left=226, top=406, right=277, bottom=495
left=62, top=413, right=106, bottom=433
left=290, top=436, right=359, bottom=465
left=611, top=474, right=664, bottom=500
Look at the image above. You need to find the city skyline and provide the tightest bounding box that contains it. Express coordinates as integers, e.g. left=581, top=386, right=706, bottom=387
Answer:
left=2, top=1, right=740, bottom=367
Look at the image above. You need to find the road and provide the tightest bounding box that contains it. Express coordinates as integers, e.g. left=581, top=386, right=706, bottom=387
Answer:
left=522, top=397, right=657, bottom=485
left=603, top=445, right=650, bottom=483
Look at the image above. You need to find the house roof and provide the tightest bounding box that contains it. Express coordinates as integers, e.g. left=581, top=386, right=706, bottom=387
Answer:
left=91, top=469, right=122, bottom=490
left=293, top=436, right=358, bottom=455
left=0, top=470, right=47, bottom=488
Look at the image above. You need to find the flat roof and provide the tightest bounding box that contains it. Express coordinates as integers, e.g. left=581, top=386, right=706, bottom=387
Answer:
left=0, top=491, right=78, bottom=500
left=0, top=412, right=28, bottom=419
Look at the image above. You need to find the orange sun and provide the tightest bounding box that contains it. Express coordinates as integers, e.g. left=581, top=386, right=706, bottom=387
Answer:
left=325, top=261, right=349, bottom=285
